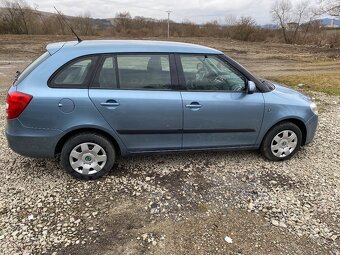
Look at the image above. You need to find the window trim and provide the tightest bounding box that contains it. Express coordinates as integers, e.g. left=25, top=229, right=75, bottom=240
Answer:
left=90, top=54, right=119, bottom=89
left=47, top=52, right=264, bottom=92
left=48, top=54, right=99, bottom=89
left=89, top=52, right=179, bottom=91
left=219, top=54, right=269, bottom=92
left=175, top=53, right=253, bottom=93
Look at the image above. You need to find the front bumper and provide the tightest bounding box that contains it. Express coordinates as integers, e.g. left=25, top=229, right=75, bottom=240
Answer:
left=5, top=119, right=63, bottom=158
left=304, top=114, right=318, bottom=145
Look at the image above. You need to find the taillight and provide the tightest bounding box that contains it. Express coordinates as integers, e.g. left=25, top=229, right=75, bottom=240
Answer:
left=6, top=92, right=33, bottom=119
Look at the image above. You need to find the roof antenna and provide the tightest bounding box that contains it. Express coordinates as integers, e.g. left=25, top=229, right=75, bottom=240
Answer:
left=53, top=6, right=82, bottom=43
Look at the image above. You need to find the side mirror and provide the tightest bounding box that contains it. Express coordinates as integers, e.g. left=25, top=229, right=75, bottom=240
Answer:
left=247, top=81, right=256, bottom=94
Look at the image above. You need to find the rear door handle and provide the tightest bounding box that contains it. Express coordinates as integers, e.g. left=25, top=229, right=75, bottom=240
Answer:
left=185, top=102, right=202, bottom=109
left=100, top=100, right=120, bottom=107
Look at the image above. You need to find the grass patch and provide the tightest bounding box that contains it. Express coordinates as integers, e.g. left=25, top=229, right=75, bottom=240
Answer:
left=266, top=72, right=340, bottom=96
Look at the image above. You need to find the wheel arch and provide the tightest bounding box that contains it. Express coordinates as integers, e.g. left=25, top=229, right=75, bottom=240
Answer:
left=262, top=118, right=307, bottom=146
left=55, top=128, right=122, bottom=156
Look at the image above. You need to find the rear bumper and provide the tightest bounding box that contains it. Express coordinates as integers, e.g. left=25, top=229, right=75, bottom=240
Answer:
left=5, top=119, right=63, bottom=158
left=305, top=114, right=318, bottom=145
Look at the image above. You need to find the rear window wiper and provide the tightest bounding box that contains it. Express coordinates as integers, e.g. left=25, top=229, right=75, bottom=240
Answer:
left=13, top=70, right=21, bottom=84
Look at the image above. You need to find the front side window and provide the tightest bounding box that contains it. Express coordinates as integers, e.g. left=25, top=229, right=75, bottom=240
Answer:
left=50, top=56, right=97, bottom=87
left=117, top=54, right=171, bottom=90
left=180, top=55, right=246, bottom=91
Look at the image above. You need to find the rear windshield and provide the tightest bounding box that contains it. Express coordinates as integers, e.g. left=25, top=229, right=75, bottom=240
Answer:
left=13, top=52, right=50, bottom=86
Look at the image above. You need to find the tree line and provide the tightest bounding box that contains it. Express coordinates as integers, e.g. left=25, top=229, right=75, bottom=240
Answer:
left=0, top=0, right=94, bottom=35
left=0, top=0, right=339, bottom=47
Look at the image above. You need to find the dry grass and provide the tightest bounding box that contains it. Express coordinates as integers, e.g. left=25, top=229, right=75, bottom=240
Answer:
left=267, top=72, right=340, bottom=96
left=295, top=61, right=340, bottom=67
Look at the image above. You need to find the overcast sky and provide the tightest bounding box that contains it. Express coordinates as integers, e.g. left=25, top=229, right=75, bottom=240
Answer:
left=25, top=0, right=318, bottom=25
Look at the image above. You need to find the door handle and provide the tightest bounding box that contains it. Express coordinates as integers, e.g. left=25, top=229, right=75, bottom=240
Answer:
left=100, top=100, right=120, bottom=107
left=185, top=102, right=202, bottom=109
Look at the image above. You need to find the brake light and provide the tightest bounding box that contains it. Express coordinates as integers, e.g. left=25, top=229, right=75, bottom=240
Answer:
left=6, top=92, right=33, bottom=119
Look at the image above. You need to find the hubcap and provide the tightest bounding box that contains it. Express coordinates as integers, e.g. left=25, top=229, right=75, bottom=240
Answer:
left=271, top=130, right=298, bottom=158
left=69, top=142, right=107, bottom=175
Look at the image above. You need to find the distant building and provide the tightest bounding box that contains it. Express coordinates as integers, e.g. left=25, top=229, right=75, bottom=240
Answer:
left=286, top=22, right=299, bottom=31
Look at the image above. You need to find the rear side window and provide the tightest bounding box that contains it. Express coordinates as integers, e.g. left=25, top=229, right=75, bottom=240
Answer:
left=49, top=56, right=97, bottom=88
left=14, top=52, right=50, bottom=86
left=117, top=54, right=171, bottom=90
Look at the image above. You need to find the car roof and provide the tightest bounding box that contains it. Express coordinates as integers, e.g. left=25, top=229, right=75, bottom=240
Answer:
left=46, top=40, right=223, bottom=55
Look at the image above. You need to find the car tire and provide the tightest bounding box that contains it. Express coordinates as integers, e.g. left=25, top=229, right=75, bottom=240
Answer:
left=261, top=122, right=302, bottom=161
left=60, top=133, right=115, bottom=180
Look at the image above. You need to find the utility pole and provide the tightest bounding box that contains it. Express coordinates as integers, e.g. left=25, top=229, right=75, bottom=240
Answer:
left=166, top=10, right=172, bottom=38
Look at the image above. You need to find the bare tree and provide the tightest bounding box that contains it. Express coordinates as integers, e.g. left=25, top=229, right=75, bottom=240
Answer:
left=15, top=0, right=28, bottom=33
left=1, top=0, right=36, bottom=34
left=291, top=1, right=313, bottom=43
left=176, top=19, right=201, bottom=37
left=232, top=16, right=257, bottom=41
left=202, top=20, right=220, bottom=37
left=55, top=10, right=66, bottom=35
left=318, top=0, right=340, bottom=17
left=113, top=12, right=132, bottom=34
left=272, top=0, right=313, bottom=44
left=271, top=0, right=293, bottom=43
left=73, top=12, right=93, bottom=35
left=35, top=11, right=47, bottom=33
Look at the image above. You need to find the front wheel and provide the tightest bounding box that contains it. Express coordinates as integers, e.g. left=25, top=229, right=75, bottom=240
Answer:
left=261, top=122, right=302, bottom=161
left=60, top=133, right=116, bottom=180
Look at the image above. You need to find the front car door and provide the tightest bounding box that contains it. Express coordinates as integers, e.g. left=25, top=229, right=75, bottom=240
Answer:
left=89, top=53, right=182, bottom=152
left=177, top=54, right=265, bottom=149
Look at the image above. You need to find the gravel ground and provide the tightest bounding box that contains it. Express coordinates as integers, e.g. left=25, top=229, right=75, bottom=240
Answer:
left=0, top=90, right=339, bottom=254
left=1, top=35, right=339, bottom=254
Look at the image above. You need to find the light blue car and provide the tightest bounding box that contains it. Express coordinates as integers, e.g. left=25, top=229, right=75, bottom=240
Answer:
left=5, top=40, right=318, bottom=179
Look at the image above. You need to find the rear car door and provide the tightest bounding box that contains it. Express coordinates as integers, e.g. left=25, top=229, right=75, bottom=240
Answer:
left=89, top=53, right=182, bottom=152
left=177, top=54, right=265, bottom=149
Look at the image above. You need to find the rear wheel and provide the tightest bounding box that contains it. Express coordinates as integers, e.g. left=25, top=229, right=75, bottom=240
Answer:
left=60, top=133, right=115, bottom=180
left=261, top=122, right=302, bottom=161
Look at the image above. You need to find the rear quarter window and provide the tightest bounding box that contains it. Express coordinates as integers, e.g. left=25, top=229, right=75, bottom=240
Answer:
left=14, top=52, right=50, bottom=86
left=48, top=56, right=98, bottom=88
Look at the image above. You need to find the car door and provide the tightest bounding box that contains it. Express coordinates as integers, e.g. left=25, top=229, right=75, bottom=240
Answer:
left=177, top=54, right=265, bottom=149
left=89, top=53, right=182, bottom=152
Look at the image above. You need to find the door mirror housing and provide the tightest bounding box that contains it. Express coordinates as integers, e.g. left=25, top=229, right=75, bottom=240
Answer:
left=247, top=81, right=256, bottom=94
